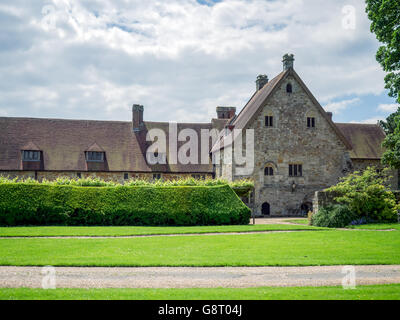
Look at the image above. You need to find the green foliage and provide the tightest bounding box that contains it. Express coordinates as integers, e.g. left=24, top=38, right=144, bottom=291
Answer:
left=0, top=183, right=251, bottom=226
left=324, top=167, right=399, bottom=222
left=382, top=114, right=400, bottom=168
left=365, top=0, right=400, bottom=104
left=379, top=107, right=400, bottom=135
left=0, top=176, right=254, bottom=199
left=311, top=205, right=357, bottom=228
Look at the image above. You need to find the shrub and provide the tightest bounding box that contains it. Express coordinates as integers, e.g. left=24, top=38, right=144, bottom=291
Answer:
left=324, top=167, right=399, bottom=223
left=311, top=205, right=357, bottom=228
left=0, top=183, right=251, bottom=226
left=0, top=176, right=254, bottom=199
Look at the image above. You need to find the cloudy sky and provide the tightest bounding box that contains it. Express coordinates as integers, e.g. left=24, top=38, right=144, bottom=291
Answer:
left=0, top=0, right=398, bottom=124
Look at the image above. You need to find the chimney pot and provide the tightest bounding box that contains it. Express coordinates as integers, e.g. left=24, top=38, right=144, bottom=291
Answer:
left=256, top=74, right=268, bottom=91
left=282, top=53, right=295, bottom=71
left=216, top=106, right=236, bottom=119
left=132, top=104, right=144, bottom=132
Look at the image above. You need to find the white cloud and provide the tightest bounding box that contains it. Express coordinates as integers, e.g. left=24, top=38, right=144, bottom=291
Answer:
left=378, top=103, right=399, bottom=113
left=324, top=98, right=360, bottom=113
left=0, top=0, right=390, bottom=123
left=350, top=117, right=383, bottom=124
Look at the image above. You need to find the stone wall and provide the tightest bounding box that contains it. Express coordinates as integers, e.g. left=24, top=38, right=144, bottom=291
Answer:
left=313, top=189, right=400, bottom=214
left=231, top=74, right=350, bottom=216
left=351, top=159, right=398, bottom=190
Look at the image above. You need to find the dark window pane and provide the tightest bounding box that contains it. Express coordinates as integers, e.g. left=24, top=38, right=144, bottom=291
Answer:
left=294, top=165, right=298, bottom=176
left=87, top=151, right=104, bottom=162
left=269, top=116, right=273, bottom=127
left=270, top=167, right=274, bottom=176
left=22, top=150, right=40, bottom=161
left=124, top=173, right=129, bottom=180
left=312, top=118, right=315, bottom=127
left=299, top=165, right=302, bottom=176
left=289, top=164, right=293, bottom=176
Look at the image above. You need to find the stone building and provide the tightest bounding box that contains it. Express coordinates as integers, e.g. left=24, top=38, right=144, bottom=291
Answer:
left=211, top=54, right=395, bottom=216
left=0, top=54, right=393, bottom=216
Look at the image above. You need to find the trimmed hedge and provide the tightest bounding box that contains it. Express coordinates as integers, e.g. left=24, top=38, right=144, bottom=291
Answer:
left=0, top=183, right=251, bottom=226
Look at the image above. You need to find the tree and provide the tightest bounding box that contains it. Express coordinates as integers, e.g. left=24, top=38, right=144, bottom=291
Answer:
left=379, top=106, right=400, bottom=134
left=382, top=114, right=400, bottom=168
left=365, top=0, right=400, bottom=104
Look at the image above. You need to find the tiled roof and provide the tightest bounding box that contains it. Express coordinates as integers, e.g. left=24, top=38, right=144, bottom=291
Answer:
left=211, top=68, right=352, bottom=153
left=0, top=117, right=214, bottom=173
left=335, top=123, right=385, bottom=159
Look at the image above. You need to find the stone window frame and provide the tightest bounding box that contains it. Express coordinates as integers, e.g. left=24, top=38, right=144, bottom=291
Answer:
left=153, top=173, right=162, bottom=180
left=286, top=83, right=293, bottom=93
left=264, top=166, right=274, bottom=176
left=289, top=163, right=303, bottom=177
left=263, top=162, right=277, bottom=185
left=305, top=111, right=317, bottom=129
left=263, top=109, right=277, bottom=129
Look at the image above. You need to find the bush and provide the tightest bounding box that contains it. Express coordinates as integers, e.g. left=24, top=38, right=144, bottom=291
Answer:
left=0, top=176, right=254, bottom=198
left=0, top=183, right=250, bottom=227
left=311, top=205, right=357, bottom=228
left=324, top=167, right=399, bottom=223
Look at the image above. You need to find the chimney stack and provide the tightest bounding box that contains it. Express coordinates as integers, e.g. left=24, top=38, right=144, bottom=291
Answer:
left=282, top=53, right=295, bottom=71
left=216, top=106, right=236, bottom=119
left=326, top=112, right=333, bottom=121
left=132, top=104, right=144, bottom=132
left=256, top=74, right=268, bottom=91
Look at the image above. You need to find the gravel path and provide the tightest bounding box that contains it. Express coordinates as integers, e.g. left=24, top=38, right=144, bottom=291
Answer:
left=0, top=229, right=321, bottom=239
left=0, top=265, right=399, bottom=288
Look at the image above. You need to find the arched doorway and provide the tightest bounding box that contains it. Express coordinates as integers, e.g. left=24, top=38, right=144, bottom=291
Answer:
left=262, top=202, right=270, bottom=216
left=300, top=202, right=312, bottom=216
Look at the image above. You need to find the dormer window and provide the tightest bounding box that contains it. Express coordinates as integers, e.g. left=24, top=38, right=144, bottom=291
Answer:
left=86, top=151, right=105, bottom=162
left=22, top=150, right=41, bottom=161
left=286, top=83, right=292, bottom=93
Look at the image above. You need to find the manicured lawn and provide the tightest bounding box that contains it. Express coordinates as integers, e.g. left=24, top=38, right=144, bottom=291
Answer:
left=0, top=231, right=399, bottom=266
left=347, top=223, right=400, bottom=231
left=0, top=224, right=325, bottom=237
left=0, top=284, right=399, bottom=300
left=286, top=219, right=309, bottom=225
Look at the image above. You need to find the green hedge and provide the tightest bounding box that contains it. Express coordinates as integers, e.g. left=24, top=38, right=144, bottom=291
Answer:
left=0, top=183, right=251, bottom=226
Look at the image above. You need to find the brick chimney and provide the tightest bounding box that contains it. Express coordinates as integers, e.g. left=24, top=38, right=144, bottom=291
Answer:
left=132, top=104, right=144, bottom=132
left=282, top=53, right=295, bottom=71
left=256, top=75, right=268, bottom=91
left=216, top=106, right=236, bottom=119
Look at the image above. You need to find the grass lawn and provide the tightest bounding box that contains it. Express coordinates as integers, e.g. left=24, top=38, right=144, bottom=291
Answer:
left=347, top=223, right=400, bottom=231
left=0, top=224, right=325, bottom=237
left=286, top=219, right=309, bottom=225
left=0, top=284, right=399, bottom=300
left=0, top=230, right=399, bottom=266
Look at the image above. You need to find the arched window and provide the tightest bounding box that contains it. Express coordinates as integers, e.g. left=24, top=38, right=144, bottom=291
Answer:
left=286, top=83, right=292, bottom=93
left=264, top=166, right=274, bottom=176
left=262, top=202, right=270, bottom=216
